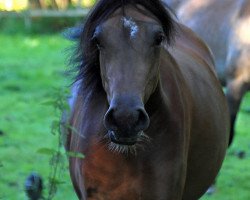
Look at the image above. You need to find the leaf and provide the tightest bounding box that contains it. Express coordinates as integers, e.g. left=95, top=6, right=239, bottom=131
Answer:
left=51, top=120, right=60, bottom=135
left=37, top=148, right=56, bottom=155
left=49, top=177, right=66, bottom=185
left=66, top=151, right=85, bottom=159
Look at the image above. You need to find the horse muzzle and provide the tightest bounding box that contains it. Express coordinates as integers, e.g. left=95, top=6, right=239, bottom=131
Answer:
left=108, top=130, right=144, bottom=145
left=103, top=96, right=150, bottom=146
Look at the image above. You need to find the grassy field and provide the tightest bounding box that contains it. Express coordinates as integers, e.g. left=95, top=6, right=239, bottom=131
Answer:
left=0, top=33, right=78, bottom=200
left=0, top=33, right=249, bottom=200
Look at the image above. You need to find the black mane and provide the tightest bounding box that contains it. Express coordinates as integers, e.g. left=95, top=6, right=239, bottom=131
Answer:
left=72, top=0, right=176, bottom=95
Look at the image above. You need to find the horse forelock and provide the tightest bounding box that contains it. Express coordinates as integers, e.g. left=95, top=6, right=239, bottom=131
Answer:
left=72, top=0, right=176, bottom=96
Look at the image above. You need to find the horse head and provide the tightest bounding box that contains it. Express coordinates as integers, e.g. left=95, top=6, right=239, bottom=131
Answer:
left=85, top=5, right=176, bottom=151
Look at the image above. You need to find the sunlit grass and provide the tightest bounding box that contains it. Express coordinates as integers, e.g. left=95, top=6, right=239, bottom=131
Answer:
left=23, top=38, right=40, bottom=48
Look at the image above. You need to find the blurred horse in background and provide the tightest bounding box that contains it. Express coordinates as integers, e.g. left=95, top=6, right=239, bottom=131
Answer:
left=165, top=0, right=250, bottom=145
left=65, top=0, right=230, bottom=199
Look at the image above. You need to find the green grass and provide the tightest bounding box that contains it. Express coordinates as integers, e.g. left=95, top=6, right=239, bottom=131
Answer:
left=0, top=33, right=78, bottom=200
left=0, top=33, right=249, bottom=200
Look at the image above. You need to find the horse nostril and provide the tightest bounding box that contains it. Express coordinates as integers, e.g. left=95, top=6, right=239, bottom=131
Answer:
left=135, top=108, right=150, bottom=132
left=104, top=108, right=118, bottom=131
left=104, top=106, right=150, bottom=133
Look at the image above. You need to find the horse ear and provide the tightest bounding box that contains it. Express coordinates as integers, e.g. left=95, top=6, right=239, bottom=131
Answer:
left=63, top=26, right=83, bottom=41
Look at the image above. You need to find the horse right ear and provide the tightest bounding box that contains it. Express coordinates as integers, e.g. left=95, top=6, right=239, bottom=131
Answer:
left=63, top=26, right=84, bottom=41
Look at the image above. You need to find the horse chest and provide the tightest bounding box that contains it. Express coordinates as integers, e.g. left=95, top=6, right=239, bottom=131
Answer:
left=81, top=143, right=184, bottom=200
left=83, top=146, right=143, bottom=199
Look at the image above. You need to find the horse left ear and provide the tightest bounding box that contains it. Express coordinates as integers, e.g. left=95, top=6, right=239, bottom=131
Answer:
left=63, top=26, right=83, bottom=41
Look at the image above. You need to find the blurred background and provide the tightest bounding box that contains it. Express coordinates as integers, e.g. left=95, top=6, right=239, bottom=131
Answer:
left=0, top=0, right=249, bottom=200
left=0, top=0, right=94, bottom=10
left=0, top=1, right=94, bottom=199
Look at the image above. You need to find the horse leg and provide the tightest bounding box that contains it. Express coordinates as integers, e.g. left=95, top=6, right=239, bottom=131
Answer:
left=225, top=77, right=249, bottom=146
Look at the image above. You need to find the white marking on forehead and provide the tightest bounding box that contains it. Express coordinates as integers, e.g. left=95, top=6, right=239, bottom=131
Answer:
left=122, top=17, right=139, bottom=38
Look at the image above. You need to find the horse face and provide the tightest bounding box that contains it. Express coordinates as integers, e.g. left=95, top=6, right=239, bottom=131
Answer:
left=93, top=11, right=165, bottom=148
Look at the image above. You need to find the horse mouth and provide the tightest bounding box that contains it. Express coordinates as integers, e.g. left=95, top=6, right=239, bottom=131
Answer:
left=109, top=131, right=137, bottom=145
left=106, top=131, right=150, bottom=154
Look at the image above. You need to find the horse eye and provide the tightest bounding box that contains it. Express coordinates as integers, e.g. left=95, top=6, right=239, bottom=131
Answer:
left=93, top=36, right=102, bottom=49
left=154, top=33, right=165, bottom=46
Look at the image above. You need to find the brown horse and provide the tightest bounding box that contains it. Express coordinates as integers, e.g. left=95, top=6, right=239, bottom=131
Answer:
left=165, top=0, right=250, bottom=145
left=65, top=0, right=229, bottom=199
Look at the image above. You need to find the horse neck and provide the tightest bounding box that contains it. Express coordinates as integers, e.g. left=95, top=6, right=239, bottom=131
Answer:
left=145, top=77, right=189, bottom=129
left=144, top=50, right=193, bottom=139
left=145, top=83, right=168, bottom=117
